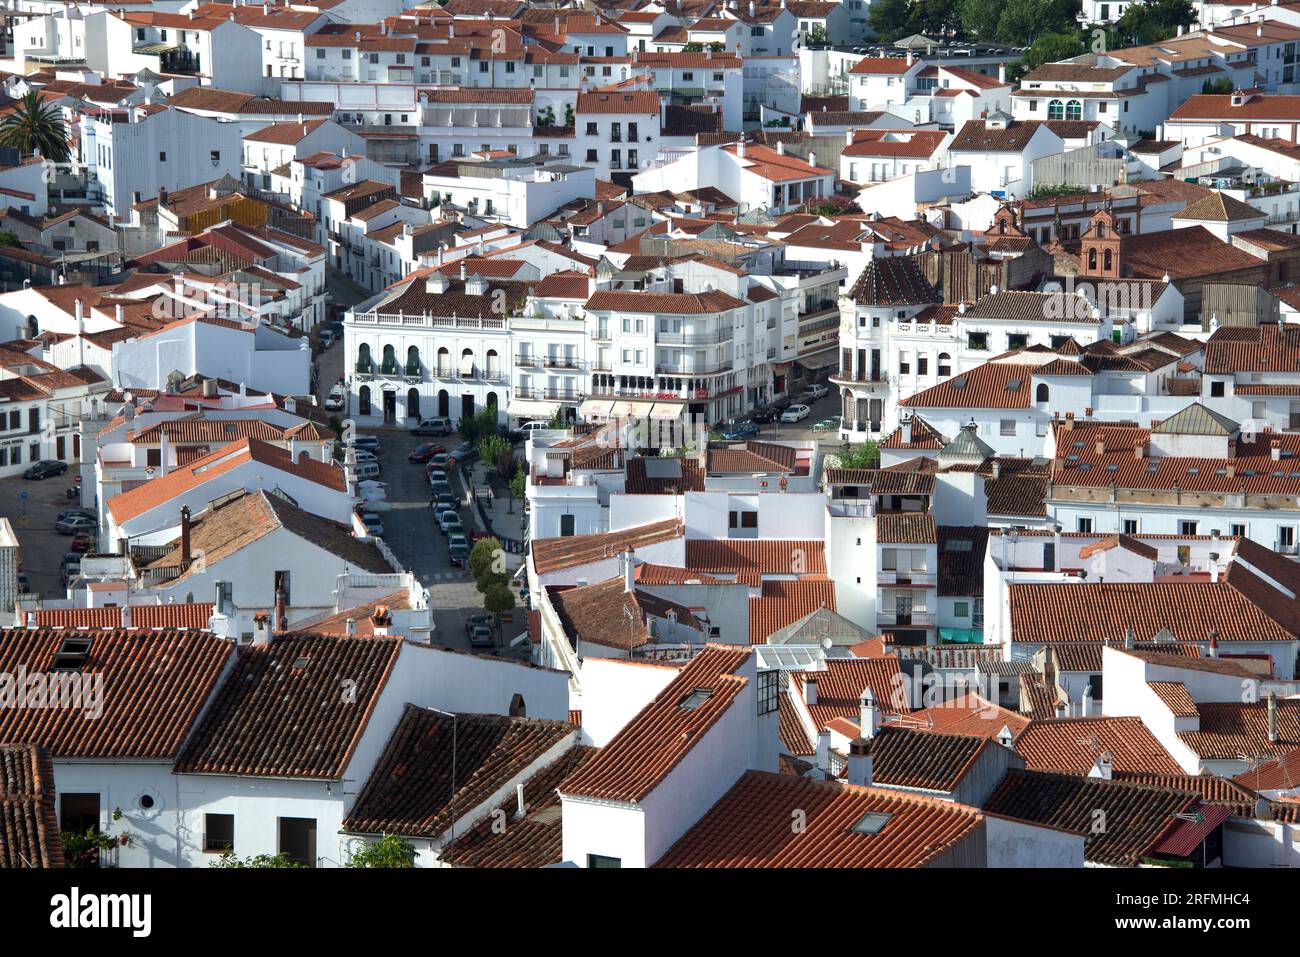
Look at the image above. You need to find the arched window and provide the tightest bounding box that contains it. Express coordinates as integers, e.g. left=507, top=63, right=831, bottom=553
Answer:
left=486, top=391, right=498, bottom=410
left=406, top=345, right=420, bottom=376
left=407, top=388, right=420, bottom=418
left=1088, top=248, right=1098, bottom=270
left=1036, top=383, right=1049, bottom=403
left=436, top=346, right=450, bottom=377
left=460, top=348, right=475, bottom=378
left=381, top=344, right=397, bottom=375
left=485, top=349, right=499, bottom=379
left=1047, top=99, right=1064, bottom=120
left=1103, top=248, right=1113, bottom=272
left=508, top=693, right=526, bottom=717
left=938, top=352, right=951, bottom=377
left=1066, top=100, right=1082, bottom=121
left=356, top=342, right=372, bottom=373
left=358, top=385, right=371, bottom=416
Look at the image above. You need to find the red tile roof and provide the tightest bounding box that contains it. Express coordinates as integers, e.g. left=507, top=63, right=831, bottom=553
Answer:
left=559, top=645, right=750, bottom=802
left=684, top=538, right=826, bottom=585
left=793, top=657, right=909, bottom=730
left=748, top=579, right=836, bottom=644
left=174, top=636, right=401, bottom=779
left=1015, top=716, right=1183, bottom=776
left=901, top=361, right=1036, bottom=410
left=910, top=692, right=1031, bottom=741
left=1180, top=699, right=1300, bottom=760
left=344, top=705, right=577, bottom=838
left=0, top=629, right=232, bottom=759
left=655, top=770, right=983, bottom=867
left=30, top=603, right=214, bottom=630
left=0, top=745, right=64, bottom=868
left=531, top=519, right=683, bottom=575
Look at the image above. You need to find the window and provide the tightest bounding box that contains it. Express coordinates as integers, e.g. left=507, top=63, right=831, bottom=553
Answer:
left=1007, top=333, right=1028, bottom=350
left=1077, top=517, right=1093, bottom=533
left=159, top=151, right=167, bottom=162
left=61, top=793, right=100, bottom=834
left=954, top=600, right=970, bottom=618
left=204, top=813, right=234, bottom=853
left=1210, top=380, right=1225, bottom=397
left=968, top=332, right=988, bottom=351
left=277, top=817, right=317, bottom=867
left=586, top=149, right=598, bottom=162
left=917, top=356, right=928, bottom=376
left=757, top=669, right=779, bottom=715
left=1048, top=99, right=1064, bottom=120
left=588, top=854, right=622, bottom=868
left=1122, top=518, right=1139, bottom=535
left=560, top=514, right=576, bottom=536
left=1230, top=523, right=1247, bottom=539
left=585, top=122, right=598, bottom=135
left=1000, top=420, right=1016, bottom=436
left=1179, top=520, right=1198, bottom=536
left=343, top=49, right=351, bottom=59
left=899, top=356, right=910, bottom=374
left=938, top=352, right=951, bottom=377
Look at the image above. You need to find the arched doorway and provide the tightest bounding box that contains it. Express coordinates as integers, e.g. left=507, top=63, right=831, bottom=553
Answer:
left=382, top=390, right=396, bottom=423
left=436, top=346, right=449, bottom=377
left=407, top=388, right=420, bottom=419
left=486, top=391, right=498, bottom=413
left=437, top=389, right=449, bottom=417
left=358, top=385, right=371, bottom=416
left=461, top=394, right=475, bottom=421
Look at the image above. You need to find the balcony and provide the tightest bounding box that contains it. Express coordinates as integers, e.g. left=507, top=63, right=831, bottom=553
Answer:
left=877, top=571, right=936, bottom=587
left=657, top=329, right=733, bottom=346
left=515, top=354, right=541, bottom=367
left=591, top=330, right=611, bottom=341
left=877, top=611, right=936, bottom=627
left=542, top=356, right=580, bottom=369
left=655, top=361, right=731, bottom=376
left=516, top=387, right=581, bottom=402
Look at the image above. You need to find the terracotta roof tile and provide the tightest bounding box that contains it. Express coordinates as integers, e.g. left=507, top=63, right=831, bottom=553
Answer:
left=559, top=645, right=750, bottom=802
left=31, top=603, right=214, bottom=630
left=174, top=635, right=401, bottom=779
left=655, top=770, right=983, bottom=867
left=531, top=519, right=683, bottom=575
left=1015, top=716, right=1183, bottom=775
left=910, top=692, right=1032, bottom=741
left=0, top=745, right=64, bottom=868
left=0, top=629, right=232, bottom=759
left=749, top=579, right=836, bottom=644
left=344, top=705, right=577, bottom=838
left=684, top=538, right=826, bottom=586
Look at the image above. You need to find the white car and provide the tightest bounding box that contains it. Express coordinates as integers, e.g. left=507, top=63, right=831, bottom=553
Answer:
left=780, top=404, right=811, bottom=424
left=804, top=383, right=829, bottom=400
left=323, top=385, right=345, bottom=411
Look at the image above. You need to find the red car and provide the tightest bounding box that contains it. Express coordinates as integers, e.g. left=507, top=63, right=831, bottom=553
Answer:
left=70, top=532, right=95, bottom=553
left=408, top=443, right=446, bottom=464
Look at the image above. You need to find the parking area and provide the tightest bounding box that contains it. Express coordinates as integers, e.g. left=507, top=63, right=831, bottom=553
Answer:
left=361, top=427, right=526, bottom=655
left=0, top=471, right=84, bottom=599
left=729, top=391, right=852, bottom=450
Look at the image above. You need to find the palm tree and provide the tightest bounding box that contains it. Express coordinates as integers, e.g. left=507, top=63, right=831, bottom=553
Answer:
left=0, top=91, right=70, bottom=162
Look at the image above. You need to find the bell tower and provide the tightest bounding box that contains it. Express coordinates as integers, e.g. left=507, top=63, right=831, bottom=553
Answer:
left=1079, top=204, right=1121, bottom=279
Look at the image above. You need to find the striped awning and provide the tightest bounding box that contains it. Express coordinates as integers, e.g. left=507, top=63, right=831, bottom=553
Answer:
left=649, top=402, right=686, bottom=420
left=506, top=398, right=558, bottom=418
left=578, top=399, right=614, bottom=419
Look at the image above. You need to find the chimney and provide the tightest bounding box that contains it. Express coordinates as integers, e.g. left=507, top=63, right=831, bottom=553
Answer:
left=1095, top=430, right=1107, bottom=455
left=1207, top=629, right=1219, bottom=658
left=1271, top=439, right=1282, bottom=461
left=807, top=151, right=816, bottom=168
left=776, top=140, right=784, bottom=156
left=622, top=548, right=634, bottom=593
left=737, top=140, right=746, bottom=159
left=815, top=729, right=832, bottom=776
left=514, top=782, right=527, bottom=820
left=1082, top=687, right=1092, bottom=717
left=370, top=604, right=392, bottom=636
left=906, top=49, right=914, bottom=66
left=992, top=459, right=1001, bottom=480
left=804, top=676, right=818, bottom=705
left=180, top=505, right=192, bottom=566
left=1089, top=751, right=1114, bottom=781
left=846, top=128, right=854, bottom=147
left=900, top=413, right=912, bottom=445
left=846, top=737, right=873, bottom=787
left=998, top=62, right=1006, bottom=84
left=1134, top=440, right=1145, bottom=461
left=859, top=687, right=879, bottom=738
left=1124, top=626, right=1135, bottom=649
left=748, top=0, right=755, bottom=15
left=253, top=611, right=271, bottom=645
left=275, top=585, right=287, bottom=633
left=1268, top=691, right=1279, bottom=743
left=345, top=617, right=356, bottom=637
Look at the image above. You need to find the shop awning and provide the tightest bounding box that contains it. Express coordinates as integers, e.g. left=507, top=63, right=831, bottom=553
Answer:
left=578, top=399, right=614, bottom=419
left=649, top=402, right=686, bottom=420
left=608, top=401, right=640, bottom=417
left=506, top=398, right=559, bottom=418
left=938, top=628, right=986, bottom=645
left=796, top=347, right=838, bottom=371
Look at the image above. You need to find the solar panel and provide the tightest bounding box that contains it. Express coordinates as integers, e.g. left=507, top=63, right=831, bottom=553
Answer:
left=643, top=458, right=683, bottom=479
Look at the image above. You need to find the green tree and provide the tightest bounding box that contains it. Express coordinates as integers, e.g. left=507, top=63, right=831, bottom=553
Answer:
left=547, top=407, right=565, bottom=429
left=478, top=433, right=510, bottom=474
left=459, top=406, right=499, bottom=444
left=537, top=105, right=556, bottom=127
left=1113, top=0, right=1193, bottom=45
left=0, top=90, right=70, bottom=161
left=469, top=536, right=503, bottom=580
left=563, top=103, right=574, bottom=127
left=484, top=580, right=516, bottom=620
left=0, top=231, right=21, bottom=248
left=60, top=827, right=129, bottom=868
left=868, top=0, right=915, bottom=42
left=509, top=462, right=526, bottom=501
left=347, top=834, right=416, bottom=868
left=1202, top=77, right=1233, bottom=94
left=959, top=0, right=1002, bottom=41
left=835, top=441, right=880, bottom=471
left=996, top=0, right=1078, bottom=46
left=807, top=24, right=829, bottom=46
left=1008, top=31, right=1087, bottom=81
left=209, top=850, right=306, bottom=868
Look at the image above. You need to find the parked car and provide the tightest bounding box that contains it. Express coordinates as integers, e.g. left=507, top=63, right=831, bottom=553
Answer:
left=804, top=382, right=830, bottom=401
left=751, top=407, right=775, bottom=424
left=448, top=442, right=477, bottom=465
left=468, top=624, right=495, bottom=649
left=318, top=329, right=336, bottom=348
left=412, top=416, right=453, bottom=436
left=323, top=385, right=345, bottom=411
left=57, top=509, right=96, bottom=524
left=352, top=435, right=380, bottom=453
left=55, top=514, right=96, bottom=535
left=433, top=502, right=458, bottom=524
left=430, top=480, right=452, bottom=498
left=464, top=613, right=494, bottom=636
left=426, top=454, right=451, bottom=473
left=780, top=404, right=811, bottom=423
left=447, top=533, right=470, bottom=566
left=432, top=492, right=457, bottom=511
left=60, top=553, right=81, bottom=582
left=770, top=394, right=792, bottom=411
left=408, top=443, right=445, bottom=463
left=439, top=512, right=464, bottom=536
left=25, top=460, right=67, bottom=480
left=722, top=421, right=760, bottom=440
left=354, top=450, right=379, bottom=467
left=69, top=532, right=95, bottom=554
left=354, top=461, right=381, bottom=481
left=360, top=514, right=384, bottom=537
left=520, top=421, right=549, bottom=435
